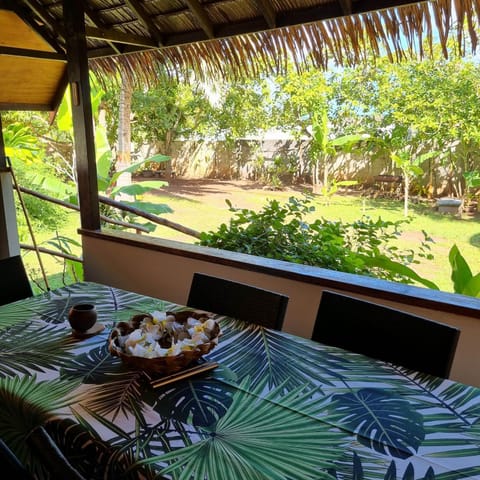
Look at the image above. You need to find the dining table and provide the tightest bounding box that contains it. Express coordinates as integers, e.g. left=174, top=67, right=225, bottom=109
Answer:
left=1, top=280, right=480, bottom=480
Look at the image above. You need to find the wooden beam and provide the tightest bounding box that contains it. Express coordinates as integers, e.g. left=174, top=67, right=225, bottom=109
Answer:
left=85, top=26, right=157, bottom=48
left=83, top=4, right=122, bottom=55
left=63, top=0, right=100, bottom=231
left=124, top=0, right=164, bottom=45
left=0, top=115, right=5, bottom=167
left=3, top=0, right=64, bottom=53
left=20, top=0, right=58, bottom=26
left=19, top=0, right=65, bottom=40
left=87, top=45, right=151, bottom=59
left=0, top=103, right=54, bottom=111
left=338, top=0, right=352, bottom=15
left=156, top=0, right=422, bottom=48
left=0, top=46, right=66, bottom=61
left=252, top=0, right=277, bottom=29
left=184, top=0, right=215, bottom=39
left=49, top=69, right=69, bottom=112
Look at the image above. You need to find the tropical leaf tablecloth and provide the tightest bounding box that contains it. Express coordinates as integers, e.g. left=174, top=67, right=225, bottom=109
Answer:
left=1, top=281, right=479, bottom=480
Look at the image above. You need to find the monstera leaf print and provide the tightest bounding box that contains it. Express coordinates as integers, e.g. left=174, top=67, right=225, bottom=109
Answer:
left=146, top=377, right=235, bottom=427
left=135, top=379, right=347, bottom=480
left=327, top=388, right=424, bottom=459
left=208, top=320, right=348, bottom=392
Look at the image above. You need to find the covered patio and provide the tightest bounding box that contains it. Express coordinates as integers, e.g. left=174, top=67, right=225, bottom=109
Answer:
left=1, top=0, right=480, bottom=386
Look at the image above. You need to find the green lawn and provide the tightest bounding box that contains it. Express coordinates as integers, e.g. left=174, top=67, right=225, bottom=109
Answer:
left=144, top=187, right=479, bottom=293
left=24, top=183, right=479, bottom=294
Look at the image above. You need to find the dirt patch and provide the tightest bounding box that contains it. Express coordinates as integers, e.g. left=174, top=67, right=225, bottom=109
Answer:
left=150, top=177, right=311, bottom=208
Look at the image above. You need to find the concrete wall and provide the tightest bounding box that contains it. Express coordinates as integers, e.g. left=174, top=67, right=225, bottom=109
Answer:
left=82, top=230, right=480, bottom=388
left=150, top=139, right=392, bottom=185
left=143, top=139, right=462, bottom=195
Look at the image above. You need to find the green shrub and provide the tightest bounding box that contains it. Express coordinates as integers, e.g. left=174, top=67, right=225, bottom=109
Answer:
left=199, top=195, right=436, bottom=288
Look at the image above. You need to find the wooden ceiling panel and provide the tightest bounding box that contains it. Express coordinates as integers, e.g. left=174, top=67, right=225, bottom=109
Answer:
left=0, top=1, right=479, bottom=109
left=0, top=9, right=66, bottom=110
left=0, top=56, right=66, bottom=109
left=0, top=9, right=54, bottom=51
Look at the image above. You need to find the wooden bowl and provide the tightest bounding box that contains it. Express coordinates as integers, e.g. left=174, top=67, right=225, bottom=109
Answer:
left=108, top=311, right=220, bottom=375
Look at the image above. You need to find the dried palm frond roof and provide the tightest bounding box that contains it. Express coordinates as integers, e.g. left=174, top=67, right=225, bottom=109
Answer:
left=1, top=0, right=480, bottom=109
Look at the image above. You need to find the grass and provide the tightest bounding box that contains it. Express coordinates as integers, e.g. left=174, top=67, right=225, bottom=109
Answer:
left=144, top=185, right=480, bottom=293
left=23, top=181, right=479, bottom=294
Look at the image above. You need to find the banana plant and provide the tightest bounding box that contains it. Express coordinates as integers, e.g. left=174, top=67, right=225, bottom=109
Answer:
left=3, top=123, right=40, bottom=163
left=21, top=77, right=173, bottom=237
left=449, top=244, right=480, bottom=297
left=310, top=106, right=368, bottom=194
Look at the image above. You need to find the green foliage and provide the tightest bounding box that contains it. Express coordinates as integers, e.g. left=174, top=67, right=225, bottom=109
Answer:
left=44, top=233, right=84, bottom=284
left=199, top=195, right=435, bottom=287
left=102, top=75, right=216, bottom=151
left=449, top=244, right=480, bottom=297
left=54, top=81, right=172, bottom=228
left=332, top=50, right=480, bottom=196
left=3, top=123, right=40, bottom=162
left=2, top=123, right=69, bottom=239
left=463, top=170, right=480, bottom=201
left=261, top=154, right=298, bottom=188
left=210, top=78, right=273, bottom=143
left=318, top=179, right=358, bottom=202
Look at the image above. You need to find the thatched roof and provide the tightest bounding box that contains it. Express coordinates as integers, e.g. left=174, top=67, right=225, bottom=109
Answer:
left=1, top=0, right=480, bottom=109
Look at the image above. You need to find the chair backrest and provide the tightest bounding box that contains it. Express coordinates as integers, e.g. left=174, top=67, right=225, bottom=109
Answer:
left=0, top=255, right=33, bottom=306
left=187, top=273, right=289, bottom=330
left=0, top=438, right=34, bottom=480
left=312, top=290, right=460, bottom=378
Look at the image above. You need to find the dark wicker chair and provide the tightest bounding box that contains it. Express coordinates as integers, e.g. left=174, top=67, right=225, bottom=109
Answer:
left=187, top=273, right=289, bottom=330
left=312, top=290, right=460, bottom=378
left=0, top=255, right=33, bottom=306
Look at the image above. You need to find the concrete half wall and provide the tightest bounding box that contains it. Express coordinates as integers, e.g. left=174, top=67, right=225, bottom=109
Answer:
left=81, top=229, right=480, bottom=387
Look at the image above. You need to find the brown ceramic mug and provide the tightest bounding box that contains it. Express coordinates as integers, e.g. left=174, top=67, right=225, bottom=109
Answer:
left=68, top=303, right=97, bottom=332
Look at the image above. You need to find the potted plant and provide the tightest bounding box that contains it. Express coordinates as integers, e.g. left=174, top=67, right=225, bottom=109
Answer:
left=463, top=171, right=480, bottom=216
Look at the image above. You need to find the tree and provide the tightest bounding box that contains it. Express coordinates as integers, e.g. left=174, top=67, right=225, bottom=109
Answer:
left=115, top=71, right=134, bottom=199
left=364, top=51, right=480, bottom=196
left=130, top=75, right=214, bottom=157
left=208, top=77, right=273, bottom=143
left=271, top=69, right=329, bottom=185
left=310, top=105, right=368, bottom=194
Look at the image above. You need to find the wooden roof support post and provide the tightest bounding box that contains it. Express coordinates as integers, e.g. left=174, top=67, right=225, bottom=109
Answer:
left=63, top=0, right=101, bottom=231
left=0, top=114, right=21, bottom=259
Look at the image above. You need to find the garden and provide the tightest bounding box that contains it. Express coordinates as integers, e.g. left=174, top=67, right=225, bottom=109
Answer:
left=5, top=46, right=480, bottom=298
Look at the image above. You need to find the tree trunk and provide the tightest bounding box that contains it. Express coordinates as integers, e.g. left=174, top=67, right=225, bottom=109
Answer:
left=116, top=71, right=133, bottom=200
left=404, top=174, right=410, bottom=217
left=164, top=129, right=174, bottom=178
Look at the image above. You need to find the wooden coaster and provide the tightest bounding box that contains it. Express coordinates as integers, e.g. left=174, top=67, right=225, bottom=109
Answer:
left=72, top=322, right=105, bottom=339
